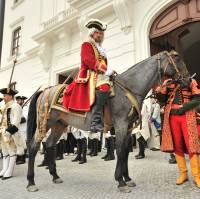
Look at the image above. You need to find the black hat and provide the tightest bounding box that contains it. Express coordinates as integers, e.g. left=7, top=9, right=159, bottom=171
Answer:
left=149, top=93, right=157, bottom=99
left=16, top=95, right=27, bottom=100
left=85, top=19, right=107, bottom=31
left=0, top=87, right=18, bottom=96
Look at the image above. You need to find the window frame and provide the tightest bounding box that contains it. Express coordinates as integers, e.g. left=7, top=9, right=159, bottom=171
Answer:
left=11, top=26, right=21, bottom=56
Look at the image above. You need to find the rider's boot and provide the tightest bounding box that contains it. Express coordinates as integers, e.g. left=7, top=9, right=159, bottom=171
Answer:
left=90, top=90, right=110, bottom=133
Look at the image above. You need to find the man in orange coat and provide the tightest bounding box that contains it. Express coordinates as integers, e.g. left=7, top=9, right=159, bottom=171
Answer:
left=156, top=78, right=200, bottom=188
left=63, top=19, right=114, bottom=155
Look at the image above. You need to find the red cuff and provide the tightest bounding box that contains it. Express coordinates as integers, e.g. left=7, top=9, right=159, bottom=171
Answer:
left=97, top=84, right=110, bottom=92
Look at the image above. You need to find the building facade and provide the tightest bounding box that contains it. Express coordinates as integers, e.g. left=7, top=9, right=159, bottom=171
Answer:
left=0, top=0, right=199, bottom=97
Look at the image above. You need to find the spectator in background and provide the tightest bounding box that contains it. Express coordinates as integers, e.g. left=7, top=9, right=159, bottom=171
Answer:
left=132, top=100, right=150, bottom=159
left=148, top=94, right=161, bottom=151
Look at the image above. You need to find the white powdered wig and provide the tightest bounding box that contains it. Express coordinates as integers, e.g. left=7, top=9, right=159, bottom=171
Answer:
left=88, top=27, right=100, bottom=36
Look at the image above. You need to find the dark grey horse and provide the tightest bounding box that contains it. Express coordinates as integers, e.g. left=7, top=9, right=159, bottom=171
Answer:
left=26, top=51, right=189, bottom=193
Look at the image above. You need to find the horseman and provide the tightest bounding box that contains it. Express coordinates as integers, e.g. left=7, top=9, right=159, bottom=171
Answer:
left=0, top=87, right=24, bottom=180
left=63, top=19, right=114, bottom=150
left=156, top=77, right=200, bottom=188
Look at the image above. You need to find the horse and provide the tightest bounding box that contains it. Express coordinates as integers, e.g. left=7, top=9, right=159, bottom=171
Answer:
left=26, top=51, right=189, bottom=193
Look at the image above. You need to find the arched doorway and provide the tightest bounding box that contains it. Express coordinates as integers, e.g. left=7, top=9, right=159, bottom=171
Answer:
left=150, top=0, right=200, bottom=82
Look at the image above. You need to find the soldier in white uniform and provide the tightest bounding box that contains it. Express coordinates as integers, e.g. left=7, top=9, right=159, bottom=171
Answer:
left=0, top=87, right=24, bottom=180
left=16, top=95, right=28, bottom=165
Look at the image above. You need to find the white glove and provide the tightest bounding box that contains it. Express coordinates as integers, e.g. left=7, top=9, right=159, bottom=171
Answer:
left=105, top=67, right=113, bottom=76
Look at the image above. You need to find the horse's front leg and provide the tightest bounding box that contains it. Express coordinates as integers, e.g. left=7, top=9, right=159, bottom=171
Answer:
left=123, top=133, right=136, bottom=187
left=46, top=123, right=66, bottom=183
left=114, top=123, right=132, bottom=193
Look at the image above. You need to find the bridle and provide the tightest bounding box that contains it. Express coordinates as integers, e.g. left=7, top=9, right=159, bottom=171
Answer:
left=156, top=51, right=182, bottom=86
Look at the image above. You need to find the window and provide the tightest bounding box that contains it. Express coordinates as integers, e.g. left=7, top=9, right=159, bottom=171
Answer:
left=11, top=27, right=21, bottom=56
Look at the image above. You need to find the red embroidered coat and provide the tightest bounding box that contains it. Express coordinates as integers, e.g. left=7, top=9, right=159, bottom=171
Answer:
left=62, top=42, right=107, bottom=112
left=156, top=79, right=200, bottom=153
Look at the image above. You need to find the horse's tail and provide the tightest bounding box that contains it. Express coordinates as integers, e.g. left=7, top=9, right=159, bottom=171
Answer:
left=27, top=91, right=43, bottom=145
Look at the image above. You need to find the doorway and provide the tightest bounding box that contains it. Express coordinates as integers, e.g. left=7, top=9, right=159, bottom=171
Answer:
left=150, top=0, right=200, bottom=82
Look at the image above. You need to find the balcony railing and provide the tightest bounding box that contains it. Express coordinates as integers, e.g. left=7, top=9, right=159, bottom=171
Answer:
left=42, top=7, right=78, bottom=30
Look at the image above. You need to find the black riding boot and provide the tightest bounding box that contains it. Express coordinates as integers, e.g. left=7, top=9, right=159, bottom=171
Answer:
left=38, top=143, right=48, bottom=167
left=102, top=138, right=109, bottom=159
left=16, top=150, right=26, bottom=165
left=169, top=153, right=177, bottom=164
left=72, top=139, right=81, bottom=162
left=38, top=152, right=48, bottom=167
left=91, top=139, right=98, bottom=157
left=90, top=91, right=109, bottom=133
left=88, top=139, right=94, bottom=156
left=56, top=140, right=64, bottom=160
left=79, top=138, right=87, bottom=164
left=135, top=136, right=146, bottom=159
left=105, top=137, right=115, bottom=161
left=132, top=134, right=137, bottom=149
left=41, top=142, right=46, bottom=154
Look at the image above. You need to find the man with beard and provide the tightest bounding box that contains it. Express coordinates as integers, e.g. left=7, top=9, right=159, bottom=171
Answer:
left=63, top=19, right=114, bottom=154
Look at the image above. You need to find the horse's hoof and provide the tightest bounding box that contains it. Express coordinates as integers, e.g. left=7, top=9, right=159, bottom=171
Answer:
left=118, top=185, right=132, bottom=193
left=126, top=180, right=136, bottom=187
left=53, top=178, right=63, bottom=184
left=26, top=185, right=39, bottom=192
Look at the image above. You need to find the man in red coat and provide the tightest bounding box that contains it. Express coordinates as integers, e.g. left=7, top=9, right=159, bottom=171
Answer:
left=63, top=19, right=114, bottom=155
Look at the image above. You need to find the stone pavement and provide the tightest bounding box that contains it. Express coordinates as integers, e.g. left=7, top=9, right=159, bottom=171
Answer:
left=0, top=149, right=200, bottom=199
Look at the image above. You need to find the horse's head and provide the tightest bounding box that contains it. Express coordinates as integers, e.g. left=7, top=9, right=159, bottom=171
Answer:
left=157, top=50, right=190, bottom=86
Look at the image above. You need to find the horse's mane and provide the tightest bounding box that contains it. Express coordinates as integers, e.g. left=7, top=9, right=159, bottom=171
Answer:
left=120, top=53, right=158, bottom=77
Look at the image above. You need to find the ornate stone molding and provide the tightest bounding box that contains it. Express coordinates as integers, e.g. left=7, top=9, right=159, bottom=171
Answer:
left=67, top=0, right=96, bottom=10
left=55, top=27, right=71, bottom=51
left=113, top=0, right=132, bottom=34
left=77, top=14, right=89, bottom=41
left=37, top=39, right=52, bottom=71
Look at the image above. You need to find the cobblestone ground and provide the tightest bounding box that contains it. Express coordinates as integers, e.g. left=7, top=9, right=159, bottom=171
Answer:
left=0, top=149, right=200, bottom=199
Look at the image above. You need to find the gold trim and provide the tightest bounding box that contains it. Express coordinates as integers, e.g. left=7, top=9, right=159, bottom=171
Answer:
left=75, top=70, right=90, bottom=83
left=89, top=71, right=96, bottom=106
left=50, top=84, right=87, bottom=118
left=51, top=105, right=87, bottom=118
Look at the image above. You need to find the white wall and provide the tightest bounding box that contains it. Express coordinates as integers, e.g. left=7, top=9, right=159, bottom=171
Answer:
left=0, top=0, right=176, bottom=98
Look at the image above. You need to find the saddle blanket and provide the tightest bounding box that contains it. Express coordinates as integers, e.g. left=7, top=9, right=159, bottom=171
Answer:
left=50, top=84, right=87, bottom=118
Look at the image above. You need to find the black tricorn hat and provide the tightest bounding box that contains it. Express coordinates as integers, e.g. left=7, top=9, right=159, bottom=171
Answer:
left=16, top=95, right=27, bottom=100
left=85, top=19, right=107, bottom=31
left=0, top=87, right=18, bottom=96
left=149, top=93, right=157, bottom=99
